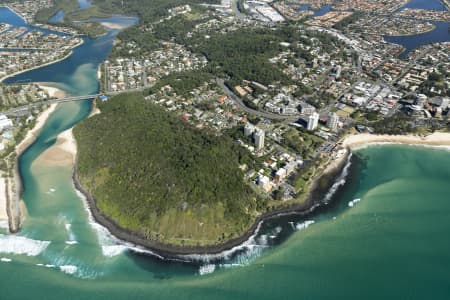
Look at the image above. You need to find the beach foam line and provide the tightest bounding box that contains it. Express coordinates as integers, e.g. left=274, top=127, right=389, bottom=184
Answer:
left=296, top=220, right=315, bottom=231
left=178, top=221, right=264, bottom=262
left=75, top=189, right=169, bottom=260
left=0, top=234, right=50, bottom=256
left=102, top=245, right=127, bottom=257
left=60, top=265, right=78, bottom=275
left=0, top=220, right=8, bottom=229
left=348, top=198, right=361, bottom=207
left=323, top=153, right=353, bottom=204
left=1, top=257, right=12, bottom=262
left=199, top=264, right=216, bottom=276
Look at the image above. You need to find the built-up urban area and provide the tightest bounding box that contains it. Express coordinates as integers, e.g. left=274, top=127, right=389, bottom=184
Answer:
left=1, top=0, right=449, bottom=204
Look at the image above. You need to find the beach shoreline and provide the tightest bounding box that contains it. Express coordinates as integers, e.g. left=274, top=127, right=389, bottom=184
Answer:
left=33, top=128, right=77, bottom=168
left=0, top=39, right=84, bottom=84
left=15, top=104, right=58, bottom=155
left=4, top=103, right=59, bottom=233
left=72, top=139, right=351, bottom=259
left=37, top=83, right=68, bottom=99
left=342, top=132, right=450, bottom=149
left=72, top=131, right=450, bottom=259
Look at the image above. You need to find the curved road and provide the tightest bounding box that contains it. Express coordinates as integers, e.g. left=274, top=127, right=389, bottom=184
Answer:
left=216, top=79, right=301, bottom=122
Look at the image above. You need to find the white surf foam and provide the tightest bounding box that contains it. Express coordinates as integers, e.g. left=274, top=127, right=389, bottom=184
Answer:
left=0, top=234, right=50, bottom=256
left=296, top=220, right=315, bottom=231
left=60, top=265, right=78, bottom=275
left=1, top=257, right=12, bottom=262
left=199, top=264, right=216, bottom=275
left=178, top=221, right=264, bottom=262
left=0, top=221, right=9, bottom=229
left=75, top=189, right=168, bottom=260
left=65, top=241, right=78, bottom=245
left=348, top=198, right=361, bottom=207
left=323, top=153, right=353, bottom=204
left=102, top=245, right=127, bottom=257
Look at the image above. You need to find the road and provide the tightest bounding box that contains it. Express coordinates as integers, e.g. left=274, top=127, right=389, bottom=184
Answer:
left=2, top=86, right=150, bottom=116
left=216, top=79, right=301, bottom=122
left=231, top=0, right=246, bottom=20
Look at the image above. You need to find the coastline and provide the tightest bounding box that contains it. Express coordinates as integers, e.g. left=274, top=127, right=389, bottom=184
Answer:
left=72, top=131, right=450, bottom=258
left=36, top=83, right=69, bottom=99
left=72, top=140, right=351, bottom=258
left=15, top=104, right=58, bottom=155
left=1, top=5, right=27, bottom=23
left=342, top=132, right=450, bottom=149
left=387, top=22, right=438, bottom=37
left=4, top=103, right=58, bottom=233
left=0, top=39, right=84, bottom=84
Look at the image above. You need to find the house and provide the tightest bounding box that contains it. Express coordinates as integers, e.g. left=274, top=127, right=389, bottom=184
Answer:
left=0, top=115, right=13, bottom=130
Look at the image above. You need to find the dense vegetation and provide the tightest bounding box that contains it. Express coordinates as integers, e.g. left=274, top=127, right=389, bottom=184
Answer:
left=418, top=70, right=450, bottom=97
left=91, top=0, right=218, bottom=21
left=333, top=12, right=363, bottom=31
left=74, top=93, right=266, bottom=246
left=146, top=70, right=213, bottom=97
left=283, top=128, right=324, bottom=158
left=35, top=0, right=80, bottom=23
left=372, top=112, right=417, bottom=134
left=191, top=28, right=289, bottom=86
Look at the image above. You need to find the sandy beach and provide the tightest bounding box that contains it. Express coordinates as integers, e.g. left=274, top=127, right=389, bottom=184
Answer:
left=342, top=132, right=450, bottom=149
left=34, top=128, right=77, bottom=167
left=15, top=103, right=58, bottom=155
left=0, top=177, right=8, bottom=222
left=0, top=102, right=60, bottom=232
left=37, top=84, right=68, bottom=99
left=100, top=22, right=128, bottom=30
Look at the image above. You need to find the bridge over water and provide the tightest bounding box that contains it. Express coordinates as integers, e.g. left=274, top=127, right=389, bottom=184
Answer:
left=2, top=86, right=150, bottom=116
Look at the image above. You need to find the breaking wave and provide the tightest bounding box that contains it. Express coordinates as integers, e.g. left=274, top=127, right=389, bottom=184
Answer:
left=199, top=264, right=215, bottom=276
left=323, top=153, right=353, bottom=204
left=348, top=198, right=361, bottom=207
left=0, top=234, right=50, bottom=256
left=102, top=245, right=127, bottom=257
left=75, top=189, right=166, bottom=260
left=296, top=220, right=315, bottom=230
left=60, top=265, right=78, bottom=275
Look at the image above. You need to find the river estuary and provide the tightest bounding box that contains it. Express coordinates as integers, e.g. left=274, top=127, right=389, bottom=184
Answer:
left=1, top=1, right=450, bottom=299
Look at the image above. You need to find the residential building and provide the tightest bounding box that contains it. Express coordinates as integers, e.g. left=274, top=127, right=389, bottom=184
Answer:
left=307, top=112, right=319, bottom=131
left=327, top=112, right=339, bottom=132
left=255, top=129, right=265, bottom=150
left=0, top=115, right=13, bottom=130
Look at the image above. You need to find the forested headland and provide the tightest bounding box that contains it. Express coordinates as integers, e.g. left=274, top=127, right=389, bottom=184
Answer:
left=73, top=93, right=267, bottom=247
